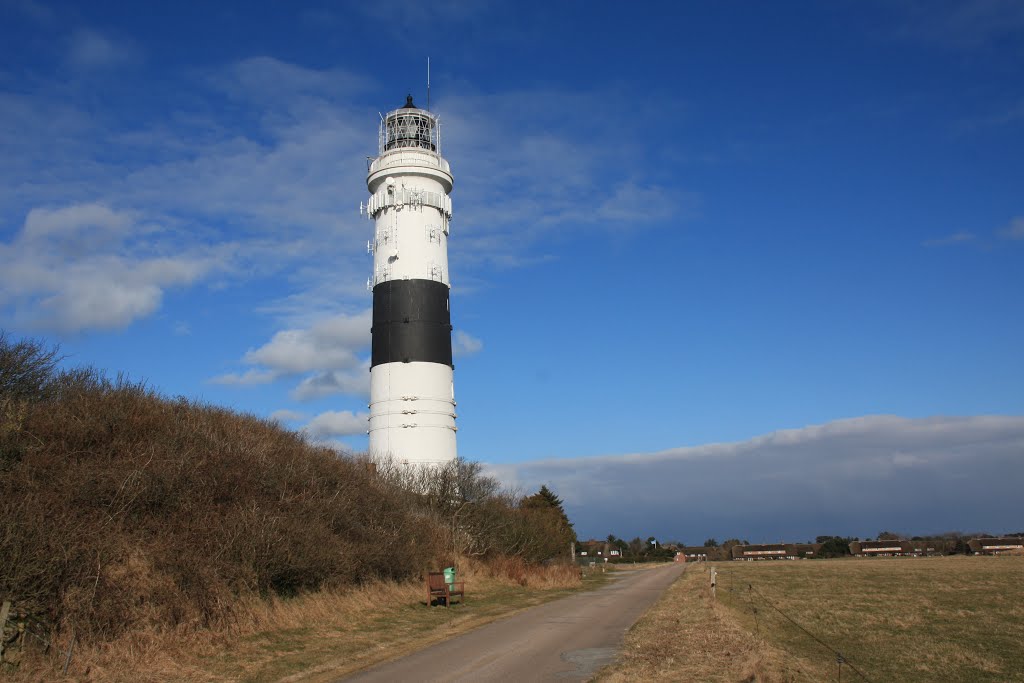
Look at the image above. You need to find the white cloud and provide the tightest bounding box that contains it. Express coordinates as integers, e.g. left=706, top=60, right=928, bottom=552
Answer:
left=1, top=57, right=685, bottom=337
left=243, top=329, right=359, bottom=374
left=308, top=310, right=374, bottom=349
left=1, top=57, right=375, bottom=324
left=924, top=217, right=1024, bottom=248
left=6, top=0, right=55, bottom=23
left=999, top=216, right=1024, bottom=240
left=269, top=409, right=306, bottom=423
left=68, top=28, right=137, bottom=70
left=438, top=86, right=694, bottom=269
left=0, top=203, right=225, bottom=331
left=888, top=0, right=1024, bottom=49
left=962, top=99, right=1024, bottom=130
left=22, top=203, right=127, bottom=235
left=291, top=364, right=371, bottom=401
left=214, top=56, right=369, bottom=101
left=242, top=309, right=371, bottom=374
left=216, top=311, right=372, bottom=400
left=452, top=330, right=483, bottom=357
left=353, top=0, right=495, bottom=31
left=304, top=409, right=369, bottom=437
left=594, top=182, right=684, bottom=225
left=210, top=369, right=278, bottom=386
left=487, top=415, right=1024, bottom=542
left=22, top=203, right=134, bottom=241
left=923, top=231, right=976, bottom=247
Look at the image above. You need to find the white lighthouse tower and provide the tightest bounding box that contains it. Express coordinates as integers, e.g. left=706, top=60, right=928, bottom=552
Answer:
left=364, top=95, right=457, bottom=466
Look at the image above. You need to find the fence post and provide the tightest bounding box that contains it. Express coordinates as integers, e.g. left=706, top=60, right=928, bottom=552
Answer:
left=0, top=600, right=11, bottom=662
left=62, top=630, right=75, bottom=675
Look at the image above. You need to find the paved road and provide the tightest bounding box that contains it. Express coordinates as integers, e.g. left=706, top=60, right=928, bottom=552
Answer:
left=341, top=562, right=687, bottom=682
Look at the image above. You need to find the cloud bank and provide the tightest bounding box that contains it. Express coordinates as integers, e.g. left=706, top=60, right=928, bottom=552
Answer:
left=487, top=415, right=1024, bottom=543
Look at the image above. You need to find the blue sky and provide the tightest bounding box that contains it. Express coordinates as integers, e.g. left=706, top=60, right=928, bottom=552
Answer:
left=2, top=0, right=1022, bottom=541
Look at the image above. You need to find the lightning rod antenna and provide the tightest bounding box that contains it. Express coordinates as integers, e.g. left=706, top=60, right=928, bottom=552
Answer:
left=426, top=57, right=431, bottom=111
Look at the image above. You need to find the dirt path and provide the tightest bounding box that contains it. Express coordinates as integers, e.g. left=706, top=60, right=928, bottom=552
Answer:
left=339, top=563, right=687, bottom=682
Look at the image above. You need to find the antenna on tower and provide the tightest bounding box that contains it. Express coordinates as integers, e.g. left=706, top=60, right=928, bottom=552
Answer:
left=426, top=57, right=431, bottom=111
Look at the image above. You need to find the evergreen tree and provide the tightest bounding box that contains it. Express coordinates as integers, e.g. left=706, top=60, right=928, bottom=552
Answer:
left=523, top=485, right=565, bottom=512
left=817, top=536, right=853, bottom=558
left=520, top=485, right=577, bottom=548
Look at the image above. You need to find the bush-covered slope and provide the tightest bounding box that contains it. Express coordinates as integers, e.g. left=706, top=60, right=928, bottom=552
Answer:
left=0, top=336, right=438, bottom=642
left=0, top=333, right=576, bottom=651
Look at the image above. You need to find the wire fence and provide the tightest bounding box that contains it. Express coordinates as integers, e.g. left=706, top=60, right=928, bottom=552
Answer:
left=744, top=581, right=873, bottom=682
left=0, top=601, right=75, bottom=674
left=712, top=570, right=874, bottom=683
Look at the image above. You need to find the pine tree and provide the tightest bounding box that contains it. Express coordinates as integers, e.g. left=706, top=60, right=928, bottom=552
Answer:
left=521, top=485, right=577, bottom=545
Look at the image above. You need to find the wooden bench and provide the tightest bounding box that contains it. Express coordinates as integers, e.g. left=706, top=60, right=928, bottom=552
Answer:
left=427, top=572, right=464, bottom=607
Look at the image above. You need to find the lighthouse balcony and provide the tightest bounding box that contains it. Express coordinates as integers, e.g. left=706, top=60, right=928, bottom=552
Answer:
left=368, top=149, right=450, bottom=176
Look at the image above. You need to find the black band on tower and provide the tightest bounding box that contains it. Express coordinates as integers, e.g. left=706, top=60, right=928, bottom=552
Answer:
left=371, top=279, right=453, bottom=368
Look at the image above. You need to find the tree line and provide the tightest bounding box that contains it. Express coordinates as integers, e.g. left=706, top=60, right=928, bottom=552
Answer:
left=591, top=529, right=1017, bottom=562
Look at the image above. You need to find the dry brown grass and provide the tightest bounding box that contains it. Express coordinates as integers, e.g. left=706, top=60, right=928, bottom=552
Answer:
left=7, top=558, right=585, bottom=682
left=597, top=564, right=821, bottom=682
left=716, top=555, right=1024, bottom=682
left=601, top=555, right=1024, bottom=682
left=462, top=555, right=582, bottom=589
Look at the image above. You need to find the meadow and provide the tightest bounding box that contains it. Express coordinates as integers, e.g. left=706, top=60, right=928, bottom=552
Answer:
left=600, top=555, right=1024, bottom=682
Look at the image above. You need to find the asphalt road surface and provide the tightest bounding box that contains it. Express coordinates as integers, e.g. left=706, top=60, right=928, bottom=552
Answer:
left=341, top=562, right=688, bottom=682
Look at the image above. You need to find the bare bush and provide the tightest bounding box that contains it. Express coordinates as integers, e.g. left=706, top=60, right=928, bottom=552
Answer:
left=0, top=332, right=62, bottom=402
left=372, top=455, right=575, bottom=564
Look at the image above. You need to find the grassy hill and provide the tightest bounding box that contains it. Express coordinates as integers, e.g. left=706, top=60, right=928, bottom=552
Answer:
left=0, top=333, right=577, bottom=677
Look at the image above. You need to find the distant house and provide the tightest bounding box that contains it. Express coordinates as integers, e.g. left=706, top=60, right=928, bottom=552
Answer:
left=677, top=546, right=710, bottom=562
left=731, top=543, right=822, bottom=561
left=968, top=537, right=1024, bottom=555
left=909, top=542, right=941, bottom=556
left=849, top=540, right=918, bottom=557
left=576, top=540, right=613, bottom=560
left=792, top=543, right=821, bottom=558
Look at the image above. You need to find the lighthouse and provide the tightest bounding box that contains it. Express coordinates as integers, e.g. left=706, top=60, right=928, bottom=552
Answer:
left=364, top=95, right=457, bottom=466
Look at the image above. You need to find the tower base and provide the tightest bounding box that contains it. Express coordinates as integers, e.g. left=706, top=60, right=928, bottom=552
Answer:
left=368, top=362, right=456, bottom=466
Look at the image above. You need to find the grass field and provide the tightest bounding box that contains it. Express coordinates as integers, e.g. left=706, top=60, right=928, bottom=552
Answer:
left=600, top=555, right=1024, bottom=682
